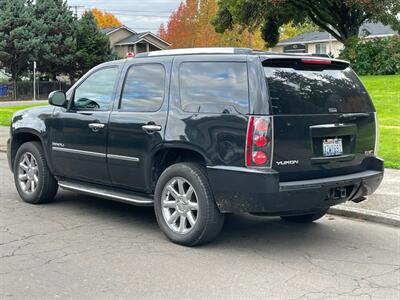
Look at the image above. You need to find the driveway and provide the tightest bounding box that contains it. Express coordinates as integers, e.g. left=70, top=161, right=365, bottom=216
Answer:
left=1, top=152, right=399, bottom=299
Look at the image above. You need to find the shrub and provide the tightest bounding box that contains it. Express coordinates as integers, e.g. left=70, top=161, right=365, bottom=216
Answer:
left=339, top=36, right=400, bottom=75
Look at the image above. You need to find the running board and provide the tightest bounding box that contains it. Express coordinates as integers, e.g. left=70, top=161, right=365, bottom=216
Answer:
left=58, top=179, right=154, bottom=206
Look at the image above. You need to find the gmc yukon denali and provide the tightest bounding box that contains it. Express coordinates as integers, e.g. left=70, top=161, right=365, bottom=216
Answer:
left=7, top=48, right=384, bottom=246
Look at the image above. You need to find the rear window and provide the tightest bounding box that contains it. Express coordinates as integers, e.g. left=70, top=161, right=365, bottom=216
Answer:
left=179, top=62, right=249, bottom=114
left=264, top=67, right=374, bottom=114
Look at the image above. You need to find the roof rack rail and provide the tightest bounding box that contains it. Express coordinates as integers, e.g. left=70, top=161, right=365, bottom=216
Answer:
left=135, top=47, right=253, bottom=58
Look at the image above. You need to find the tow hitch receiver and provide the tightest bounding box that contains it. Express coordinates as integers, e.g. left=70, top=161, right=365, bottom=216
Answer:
left=329, top=186, right=352, bottom=200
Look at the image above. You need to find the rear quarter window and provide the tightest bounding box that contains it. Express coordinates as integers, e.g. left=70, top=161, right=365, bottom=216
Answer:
left=179, top=62, right=249, bottom=114
left=264, top=67, right=374, bottom=114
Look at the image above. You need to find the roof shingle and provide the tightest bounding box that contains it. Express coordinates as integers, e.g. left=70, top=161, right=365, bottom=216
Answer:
left=278, top=22, right=397, bottom=45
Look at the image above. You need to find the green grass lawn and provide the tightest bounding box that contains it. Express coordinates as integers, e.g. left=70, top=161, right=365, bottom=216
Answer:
left=360, top=75, right=400, bottom=168
left=0, top=104, right=45, bottom=127
left=0, top=75, right=399, bottom=168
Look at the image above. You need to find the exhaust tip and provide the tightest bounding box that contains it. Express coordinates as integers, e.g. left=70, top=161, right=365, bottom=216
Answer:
left=351, top=196, right=367, bottom=203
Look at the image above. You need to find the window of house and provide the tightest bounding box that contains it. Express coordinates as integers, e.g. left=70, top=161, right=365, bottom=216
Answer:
left=179, top=62, right=249, bottom=114
left=315, top=43, right=328, bottom=54
left=120, top=64, right=165, bottom=112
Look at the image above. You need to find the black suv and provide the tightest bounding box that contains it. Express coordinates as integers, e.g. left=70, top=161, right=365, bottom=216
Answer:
left=7, top=48, right=384, bottom=246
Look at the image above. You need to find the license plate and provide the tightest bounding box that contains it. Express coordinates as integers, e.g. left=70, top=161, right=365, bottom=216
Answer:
left=323, top=138, right=343, bottom=156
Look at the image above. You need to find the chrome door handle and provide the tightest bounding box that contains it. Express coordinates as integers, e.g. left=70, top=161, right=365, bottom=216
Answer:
left=88, top=123, right=105, bottom=132
left=142, top=124, right=162, bottom=133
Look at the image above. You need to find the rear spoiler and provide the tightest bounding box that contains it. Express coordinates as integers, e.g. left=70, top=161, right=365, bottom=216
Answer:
left=261, top=56, right=350, bottom=70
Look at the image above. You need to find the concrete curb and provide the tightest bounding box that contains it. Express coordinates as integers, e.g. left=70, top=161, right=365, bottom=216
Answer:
left=329, top=205, right=400, bottom=227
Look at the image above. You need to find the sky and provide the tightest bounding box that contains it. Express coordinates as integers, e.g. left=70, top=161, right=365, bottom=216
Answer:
left=66, top=0, right=183, bottom=33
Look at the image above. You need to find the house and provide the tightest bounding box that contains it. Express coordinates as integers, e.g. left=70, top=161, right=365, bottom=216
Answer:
left=271, top=22, right=397, bottom=57
left=101, top=25, right=171, bottom=58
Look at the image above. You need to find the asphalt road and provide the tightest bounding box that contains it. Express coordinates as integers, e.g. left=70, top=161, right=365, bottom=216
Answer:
left=1, top=152, right=399, bottom=300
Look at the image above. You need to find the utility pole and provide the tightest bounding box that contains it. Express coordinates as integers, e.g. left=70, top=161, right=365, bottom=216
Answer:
left=33, top=61, right=36, bottom=102
left=70, top=5, right=84, bottom=17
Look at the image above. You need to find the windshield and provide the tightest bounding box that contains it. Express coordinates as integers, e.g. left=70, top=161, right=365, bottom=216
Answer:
left=264, top=67, right=374, bottom=115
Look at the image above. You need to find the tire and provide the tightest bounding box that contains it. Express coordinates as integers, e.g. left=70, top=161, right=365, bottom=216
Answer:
left=154, top=162, right=224, bottom=246
left=13, top=141, right=58, bottom=204
left=280, top=209, right=328, bottom=223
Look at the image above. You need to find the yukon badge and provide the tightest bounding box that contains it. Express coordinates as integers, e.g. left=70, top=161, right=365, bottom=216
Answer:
left=276, top=160, right=299, bottom=166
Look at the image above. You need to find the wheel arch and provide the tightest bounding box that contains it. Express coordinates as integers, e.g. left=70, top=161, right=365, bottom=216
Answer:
left=149, top=144, right=209, bottom=193
left=10, top=129, right=54, bottom=174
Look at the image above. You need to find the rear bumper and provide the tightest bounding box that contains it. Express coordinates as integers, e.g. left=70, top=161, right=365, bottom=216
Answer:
left=207, top=158, right=384, bottom=215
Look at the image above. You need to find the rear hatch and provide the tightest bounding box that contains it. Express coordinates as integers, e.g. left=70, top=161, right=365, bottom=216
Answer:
left=262, top=57, right=377, bottom=181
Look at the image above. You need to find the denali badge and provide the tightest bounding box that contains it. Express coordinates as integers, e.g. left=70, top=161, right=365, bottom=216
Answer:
left=52, top=142, right=65, bottom=147
left=276, top=160, right=299, bottom=166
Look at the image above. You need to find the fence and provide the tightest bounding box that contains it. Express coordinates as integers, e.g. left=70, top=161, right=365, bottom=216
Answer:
left=0, top=81, right=73, bottom=101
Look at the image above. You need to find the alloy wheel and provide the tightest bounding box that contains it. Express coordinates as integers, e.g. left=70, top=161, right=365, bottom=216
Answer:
left=161, top=177, right=199, bottom=234
left=17, top=152, right=39, bottom=194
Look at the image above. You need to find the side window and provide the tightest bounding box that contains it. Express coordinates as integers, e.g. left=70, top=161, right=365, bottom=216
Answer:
left=179, top=62, right=249, bottom=114
left=73, top=67, right=118, bottom=110
left=120, top=64, right=165, bottom=112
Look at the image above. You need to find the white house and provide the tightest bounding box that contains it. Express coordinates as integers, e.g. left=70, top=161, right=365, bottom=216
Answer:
left=271, top=22, right=397, bottom=57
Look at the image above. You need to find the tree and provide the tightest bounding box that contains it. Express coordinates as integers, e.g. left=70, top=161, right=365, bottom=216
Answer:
left=213, top=0, right=400, bottom=47
left=279, top=22, right=320, bottom=41
left=91, top=8, right=122, bottom=29
left=34, top=0, right=76, bottom=79
left=74, top=11, right=115, bottom=78
left=158, top=0, right=265, bottom=49
left=0, top=0, right=42, bottom=98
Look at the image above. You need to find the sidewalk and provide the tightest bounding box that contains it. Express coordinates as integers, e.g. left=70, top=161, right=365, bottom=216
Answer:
left=0, top=100, right=47, bottom=107
left=329, top=168, right=400, bottom=226
left=0, top=125, right=398, bottom=226
left=0, top=125, right=9, bottom=152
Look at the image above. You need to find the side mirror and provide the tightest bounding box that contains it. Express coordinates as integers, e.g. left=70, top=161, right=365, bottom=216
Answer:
left=48, top=90, right=67, bottom=107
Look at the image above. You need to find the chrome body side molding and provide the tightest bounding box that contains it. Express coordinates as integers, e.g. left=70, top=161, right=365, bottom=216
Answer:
left=107, top=154, right=140, bottom=162
left=52, top=147, right=106, bottom=158
left=52, top=147, right=140, bottom=162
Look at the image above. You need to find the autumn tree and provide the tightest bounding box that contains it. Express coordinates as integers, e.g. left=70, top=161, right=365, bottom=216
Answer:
left=213, top=0, right=400, bottom=47
left=91, top=8, right=122, bottom=29
left=158, top=0, right=265, bottom=49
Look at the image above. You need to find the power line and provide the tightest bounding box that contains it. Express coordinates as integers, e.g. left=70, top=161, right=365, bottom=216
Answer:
left=75, top=6, right=174, bottom=14
left=94, top=9, right=173, bottom=14
left=77, top=12, right=169, bottom=18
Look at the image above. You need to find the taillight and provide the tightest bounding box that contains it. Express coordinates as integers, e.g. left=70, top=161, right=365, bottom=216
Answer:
left=246, top=116, right=273, bottom=167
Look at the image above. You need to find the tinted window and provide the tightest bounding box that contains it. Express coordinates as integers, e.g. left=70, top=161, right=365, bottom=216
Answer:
left=120, top=64, right=165, bottom=112
left=180, top=62, right=249, bottom=114
left=74, top=67, right=118, bottom=110
left=264, top=67, right=374, bottom=114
